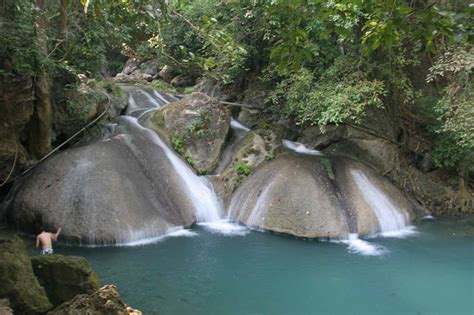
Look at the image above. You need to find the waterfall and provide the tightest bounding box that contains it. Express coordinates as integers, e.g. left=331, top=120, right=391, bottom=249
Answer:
left=119, top=88, right=249, bottom=237
left=350, top=169, right=412, bottom=235
left=230, top=118, right=250, bottom=132
left=215, top=118, right=251, bottom=174
left=123, top=117, right=222, bottom=222
left=282, top=139, right=324, bottom=156
left=125, top=91, right=222, bottom=223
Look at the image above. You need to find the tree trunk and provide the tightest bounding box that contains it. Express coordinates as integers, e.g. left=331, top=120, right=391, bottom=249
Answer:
left=29, top=0, right=52, bottom=159
left=58, top=0, right=69, bottom=42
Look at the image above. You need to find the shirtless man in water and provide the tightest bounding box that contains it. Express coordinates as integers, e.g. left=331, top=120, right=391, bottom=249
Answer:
left=36, top=227, right=61, bottom=255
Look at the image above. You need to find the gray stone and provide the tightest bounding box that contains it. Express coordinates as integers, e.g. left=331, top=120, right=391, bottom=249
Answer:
left=228, top=154, right=350, bottom=238
left=158, top=65, right=176, bottom=83
left=237, top=108, right=261, bottom=128
left=148, top=92, right=231, bottom=174
left=4, top=117, right=198, bottom=244
left=228, top=153, right=416, bottom=238
left=193, top=78, right=238, bottom=102
left=215, top=130, right=280, bottom=207
left=0, top=298, right=13, bottom=315
left=170, top=74, right=194, bottom=87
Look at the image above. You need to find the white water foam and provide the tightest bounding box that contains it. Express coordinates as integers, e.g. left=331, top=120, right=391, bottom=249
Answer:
left=117, top=228, right=199, bottom=247
left=153, top=90, right=171, bottom=104
left=138, top=89, right=164, bottom=108
left=282, top=139, right=324, bottom=156
left=380, top=225, right=418, bottom=238
left=198, top=220, right=249, bottom=236
left=350, top=169, right=413, bottom=234
left=231, top=118, right=250, bottom=132
left=334, top=234, right=386, bottom=256
left=246, top=181, right=275, bottom=227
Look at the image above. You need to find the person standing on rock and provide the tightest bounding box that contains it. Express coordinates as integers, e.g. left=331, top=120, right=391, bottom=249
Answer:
left=36, top=226, right=61, bottom=255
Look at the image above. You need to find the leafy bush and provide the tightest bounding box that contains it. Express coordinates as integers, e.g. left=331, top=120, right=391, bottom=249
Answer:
left=270, top=59, right=386, bottom=127
left=183, top=109, right=215, bottom=139
left=235, top=160, right=251, bottom=176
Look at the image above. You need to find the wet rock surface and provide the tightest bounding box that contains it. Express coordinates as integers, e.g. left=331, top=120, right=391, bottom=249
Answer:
left=31, top=255, right=100, bottom=307
left=0, top=238, right=52, bottom=314
left=149, top=92, right=231, bottom=174
left=4, top=125, right=196, bottom=244
left=229, top=154, right=351, bottom=238
left=229, top=153, right=416, bottom=238
left=215, top=129, right=280, bottom=207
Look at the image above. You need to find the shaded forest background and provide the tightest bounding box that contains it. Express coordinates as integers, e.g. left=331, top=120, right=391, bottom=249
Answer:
left=0, top=0, right=472, bottom=212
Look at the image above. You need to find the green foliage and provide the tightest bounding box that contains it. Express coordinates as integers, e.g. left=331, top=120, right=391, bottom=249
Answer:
left=234, top=160, right=251, bottom=176
left=265, top=153, right=275, bottom=161
left=171, top=134, right=185, bottom=155
left=0, top=1, right=39, bottom=76
left=426, top=47, right=474, bottom=172
left=183, top=109, right=215, bottom=139
left=183, top=87, right=194, bottom=94
left=171, top=134, right=197, bottom=167
left=150, top=80, right=178, bottom=93
left=270, top=59, right=386, bottom=127
left=148, top=0, right=249, bottom=83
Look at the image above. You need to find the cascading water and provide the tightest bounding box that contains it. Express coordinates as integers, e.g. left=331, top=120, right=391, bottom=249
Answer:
left=214, top=118, right=251, bottom=175
left=277, top=139, right=416, bottom=255
left=350, top=169, right=414, bottom=236
left=124, top=90, right=222, bottom=222
left=123, top=88, right=246, bottom=236
left=121, top=116, right=222, bottom=222
left=282, top=139, right=324, bottom=156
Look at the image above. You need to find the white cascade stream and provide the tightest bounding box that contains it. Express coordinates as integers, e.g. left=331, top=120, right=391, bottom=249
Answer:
left=124, top=89, right=247, bottom=236
left=350, top=169, right=415, bottom=236
left=282, top=139, right=324, bottom=156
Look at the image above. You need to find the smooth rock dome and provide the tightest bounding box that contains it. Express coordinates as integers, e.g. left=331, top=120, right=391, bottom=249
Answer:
left=228, top=153, right=415, bottom=238
left=3, top=117, right=208, bottom=244
left=228, top=154, right=351, bottom=238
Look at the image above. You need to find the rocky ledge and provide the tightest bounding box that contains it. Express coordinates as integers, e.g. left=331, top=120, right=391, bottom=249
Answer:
left=0, top=238, right=141, bottom=314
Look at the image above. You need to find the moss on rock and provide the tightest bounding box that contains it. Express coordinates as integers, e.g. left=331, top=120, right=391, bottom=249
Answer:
left=31, top=254, right=100, bottom=307
left=0, top=237, right=53, bottom=314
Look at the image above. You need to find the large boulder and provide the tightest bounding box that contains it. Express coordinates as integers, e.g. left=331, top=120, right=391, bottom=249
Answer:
left=322, top=137, right=466, bottom=215
left=0, top=238, right=53, bottom=314
left=228, top=154, right=351, bottom=238
left=115, top=58, right=161, bottom=83
left=48, top=285, right=141, bottom=315
left=149, top=92, right=231, bottom=174
left=4, top=117, right=200, bottom=244
left=53, top=85, right=109, bottom=142
left=170, top=74, right=194, bottom=87
left=31, top=255, right=100, bottom=307
left=228, top=153, right=416, bottom=238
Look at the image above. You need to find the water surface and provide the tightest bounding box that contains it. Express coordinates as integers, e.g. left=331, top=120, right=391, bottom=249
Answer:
left=57, top=218, right=474, bottom=315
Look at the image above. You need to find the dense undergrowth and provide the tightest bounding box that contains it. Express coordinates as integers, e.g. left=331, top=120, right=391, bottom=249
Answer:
left=0, top=0, right=472, bottom=192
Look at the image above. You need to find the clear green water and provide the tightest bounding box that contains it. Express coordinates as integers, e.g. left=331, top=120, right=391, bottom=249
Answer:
left=55, top=218, right=473, bottom=315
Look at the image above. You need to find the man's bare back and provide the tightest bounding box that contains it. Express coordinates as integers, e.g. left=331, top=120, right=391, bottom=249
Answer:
left=36, top=228, right=61, bottom=254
